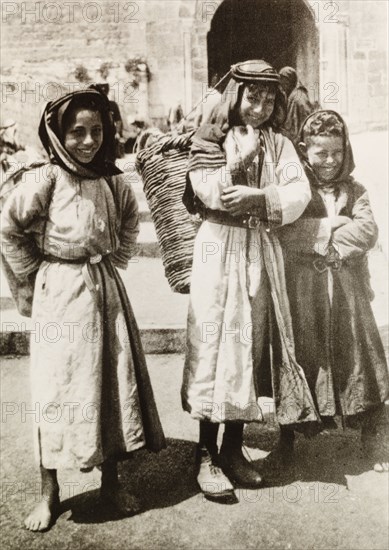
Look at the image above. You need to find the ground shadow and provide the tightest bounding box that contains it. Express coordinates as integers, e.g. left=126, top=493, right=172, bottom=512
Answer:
left=61, top=438, right=198, bottom=525
left=50, top=422, right=387, bottom=526
left=244, top=422, right=383, bottom=488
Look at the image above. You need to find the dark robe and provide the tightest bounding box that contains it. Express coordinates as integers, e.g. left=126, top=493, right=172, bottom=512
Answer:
left=278, top=111, right=389, bottom=421
left=284, top=85, right=315, bottom=144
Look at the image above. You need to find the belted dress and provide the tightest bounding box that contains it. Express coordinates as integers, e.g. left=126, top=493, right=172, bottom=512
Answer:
left=182, top=126, right=320, bottom=426
left=0, top=164, right=165, bottom=469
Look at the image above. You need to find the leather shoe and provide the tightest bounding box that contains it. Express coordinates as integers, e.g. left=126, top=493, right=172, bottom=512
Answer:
left=219, top=446, right=263, bottom=488
left=196, top=446, right=237, bottom=503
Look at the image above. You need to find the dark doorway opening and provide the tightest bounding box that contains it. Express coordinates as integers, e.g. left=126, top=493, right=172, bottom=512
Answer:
left=208, top=0, right=318, bottom=94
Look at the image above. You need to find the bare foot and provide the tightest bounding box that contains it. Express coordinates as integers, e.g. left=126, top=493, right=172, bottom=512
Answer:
left=373, top=461, right=389, bottom=473
left=24, top=497, right=59, bottom=532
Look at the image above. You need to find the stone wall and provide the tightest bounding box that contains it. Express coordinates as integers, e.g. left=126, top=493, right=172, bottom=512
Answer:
left=319, top=0, right=387, bottom=131
left=1, top=0, right=387, bottom=149
left=347, top=0, right=387, bottom=131
left=145, top=0, right=215, bottom=123
left=1, top=0, right=150, bottom=148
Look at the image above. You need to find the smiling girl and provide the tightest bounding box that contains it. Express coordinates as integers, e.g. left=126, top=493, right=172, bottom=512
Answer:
left=278, top=110, right=389, bottom=471
left=0, top=89, right=165, bottom=531
left=182, top=60, right=320, bottom=501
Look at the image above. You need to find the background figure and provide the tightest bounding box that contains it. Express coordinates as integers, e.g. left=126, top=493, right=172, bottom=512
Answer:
left=93, top=83, right=124, bottom=159
left=124, top=117, right=146, bottom=154
left=279, top=66, right=316, bottom=144
left=0, top=118, right=23, bottom=158
left=167, top=101, right=185, bottom=134
left=1, top=118, right=24, bottom=185
left=1, top=118, right=43, bottom=203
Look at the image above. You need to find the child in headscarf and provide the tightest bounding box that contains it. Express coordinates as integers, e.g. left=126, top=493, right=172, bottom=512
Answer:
left=0, top=89, right=165, bottom=531
left=182, top=60, right=320, bottom=501
left=277, top=110, right=389, bottom=471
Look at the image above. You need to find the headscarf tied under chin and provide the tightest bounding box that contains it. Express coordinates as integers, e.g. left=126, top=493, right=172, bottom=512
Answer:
left=298, top=109, right=355, bottom=191
left=38, top=88, right=122, bottom=179
left=187, top=60, right=286, bottom=174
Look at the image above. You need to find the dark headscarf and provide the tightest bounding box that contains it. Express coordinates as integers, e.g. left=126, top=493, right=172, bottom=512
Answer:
left=279, top=67, right=298, bottom=95
left=298, top=110, right=355, bottom=188
left=38, top=88, right=122, bottom=179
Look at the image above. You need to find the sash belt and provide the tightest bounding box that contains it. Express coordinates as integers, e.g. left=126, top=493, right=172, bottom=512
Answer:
left=284, top=253, right=361, bottom=273
left=42, top=254, right=105, bottom=292
left=204, top=208, right=261, bottom=229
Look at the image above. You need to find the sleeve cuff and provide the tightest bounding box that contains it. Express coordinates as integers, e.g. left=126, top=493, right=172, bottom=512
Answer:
left=264, top=185, right=283, bottom=228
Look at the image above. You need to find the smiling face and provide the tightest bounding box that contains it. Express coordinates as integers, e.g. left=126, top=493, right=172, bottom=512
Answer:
left=239, top=85, right=276, bottom=129
left=305, top=135, right=344, bottom=182
left=63, top=108, right=103, bottom=164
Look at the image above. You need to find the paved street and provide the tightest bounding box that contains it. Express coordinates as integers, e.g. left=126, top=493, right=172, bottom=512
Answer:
left=1, top=354, right=388, bottom=550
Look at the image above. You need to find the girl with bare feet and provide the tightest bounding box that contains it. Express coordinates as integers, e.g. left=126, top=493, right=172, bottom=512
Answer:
left=1, top=88, right=165, bottom=531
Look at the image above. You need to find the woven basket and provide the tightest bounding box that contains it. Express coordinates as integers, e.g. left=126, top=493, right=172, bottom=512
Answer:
left=136, top=131, right=199, bottom=294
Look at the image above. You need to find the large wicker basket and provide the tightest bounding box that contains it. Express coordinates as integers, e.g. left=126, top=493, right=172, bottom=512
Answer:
left=135, top=131, right=199, bottom=294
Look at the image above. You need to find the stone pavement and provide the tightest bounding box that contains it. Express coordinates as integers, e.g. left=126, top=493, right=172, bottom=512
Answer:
left=0, top=131, right=388, bottom=354
left=1, top=353, right=388, bottom=550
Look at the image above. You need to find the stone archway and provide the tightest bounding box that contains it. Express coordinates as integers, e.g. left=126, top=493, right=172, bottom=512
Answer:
left=207, top=0, right=319, bottom=98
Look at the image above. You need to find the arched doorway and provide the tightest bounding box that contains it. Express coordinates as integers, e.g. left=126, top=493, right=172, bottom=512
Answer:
left=207, top=0, right=319, bottom=98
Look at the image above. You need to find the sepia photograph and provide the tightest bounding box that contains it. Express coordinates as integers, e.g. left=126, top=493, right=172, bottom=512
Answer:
left=0, top=1, right=388, bottom=548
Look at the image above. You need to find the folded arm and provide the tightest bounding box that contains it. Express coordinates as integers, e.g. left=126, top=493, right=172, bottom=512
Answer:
left=277, top=217, right=332, bottom=256
left=332, top=187, right=378, bottom=259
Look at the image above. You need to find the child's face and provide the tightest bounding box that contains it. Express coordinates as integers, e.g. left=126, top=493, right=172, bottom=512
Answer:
left=64, top=108, right=103, bottom=164
left=304, top=135, right=344, bottom=182
left=239, top=85, right=275, bottom=129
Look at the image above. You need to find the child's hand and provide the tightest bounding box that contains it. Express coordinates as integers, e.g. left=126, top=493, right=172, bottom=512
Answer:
left=330, top=215, right=352, bottom=231
left=221, top=186, right=264, bottom=215
left=234, top=125, right=259, bottom=165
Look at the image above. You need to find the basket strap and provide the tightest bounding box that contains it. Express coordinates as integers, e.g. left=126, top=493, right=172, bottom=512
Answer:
left=180, top=69, right=232, bottom=125
left=136, top=69, right=232, bottom=166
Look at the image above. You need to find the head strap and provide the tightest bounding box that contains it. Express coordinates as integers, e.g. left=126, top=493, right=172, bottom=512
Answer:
left=231, top=60, right=280, bottom=83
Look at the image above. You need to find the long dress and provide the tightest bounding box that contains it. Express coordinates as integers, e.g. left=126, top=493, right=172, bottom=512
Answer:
left=0, top=164, right=165, bottom=469
left=278, top=181, right=389, bottom=418
left=182, top=126, right=319, bottom=426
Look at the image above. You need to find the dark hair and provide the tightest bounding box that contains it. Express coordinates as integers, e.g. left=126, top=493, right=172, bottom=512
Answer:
left=229, top=81, right=286, bottom=130
left=303, top=111, right=343, bottom=142
left=61, top=97, right=103, bottom=136
left=57, top=94, right=114, bottom=165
